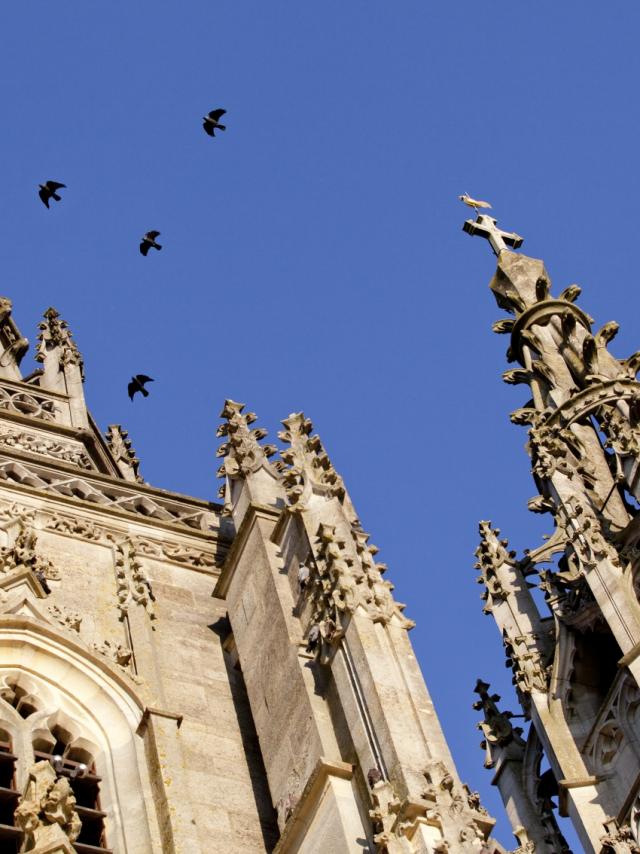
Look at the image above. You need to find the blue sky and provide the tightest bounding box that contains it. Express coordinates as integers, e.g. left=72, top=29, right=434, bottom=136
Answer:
left=3, top=1, right=639, bottom=846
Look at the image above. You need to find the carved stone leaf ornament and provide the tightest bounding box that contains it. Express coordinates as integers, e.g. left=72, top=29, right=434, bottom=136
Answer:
left=277, top=412, right=348, bottom=511
left=115, top=539, right=156, bottom=624
left=0, top=521, right=60, bottom=581
left=216, top=400, right=277, bottom=477
left=0, top=427, right=92, bottom=469
left=47, top=605, right=82, bottom=633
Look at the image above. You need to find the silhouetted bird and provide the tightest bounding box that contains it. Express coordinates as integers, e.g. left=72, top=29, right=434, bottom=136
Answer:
left=140, top=231, right=162, bottom=256
left=203, top=108, right=226, bottom=137
left=38, top=181, right=66, bottom=208
left=128, top=375, right=154, bottom=400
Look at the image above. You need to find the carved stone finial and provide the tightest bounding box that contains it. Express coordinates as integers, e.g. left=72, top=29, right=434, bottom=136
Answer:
left=462, top=214, right=524, bottom=257
left=278, top=412, right=350, bottom=512
left=473, top=679, right=525, bottom=769
left=14, top=760, right=82, bottom=851
left=36, top=307, right=84, bottom=379
left=216, top=399, right=277, bottom=479
left=106, top=424, right=143, bottom=483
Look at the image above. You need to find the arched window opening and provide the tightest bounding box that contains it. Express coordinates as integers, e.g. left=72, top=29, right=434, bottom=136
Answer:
left=33, top=719, right=110, bottom=853
left=0, top=729, right=21, bottom=853
left=0, top=677, right=41, bottom=719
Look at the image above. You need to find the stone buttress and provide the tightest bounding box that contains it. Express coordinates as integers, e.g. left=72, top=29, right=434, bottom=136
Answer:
left=215, top=402, right=504, bottom=853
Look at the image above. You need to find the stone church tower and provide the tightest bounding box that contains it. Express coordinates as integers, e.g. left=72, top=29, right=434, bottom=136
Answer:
left=466, top=216, right=640, bottom=854
left=0, top=297, right=503, bottom=853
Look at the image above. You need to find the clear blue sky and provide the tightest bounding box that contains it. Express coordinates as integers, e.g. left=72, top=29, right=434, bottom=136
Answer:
left=2, top=2, right=638, bottom=846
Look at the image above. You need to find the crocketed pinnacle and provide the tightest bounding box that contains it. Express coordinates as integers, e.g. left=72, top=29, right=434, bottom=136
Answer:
left=278, top=412, right=357, bottom=519
left=36, top=307, right=84, bottom=378
left=216, top=399, right=278, bottom=480
left=106, top=424, right=142, bottom=483
left=474, top=521, right=515, bottom=614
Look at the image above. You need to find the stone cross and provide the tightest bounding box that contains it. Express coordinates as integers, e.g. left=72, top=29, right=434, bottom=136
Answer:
left=462, top=215, right=524, bottom=256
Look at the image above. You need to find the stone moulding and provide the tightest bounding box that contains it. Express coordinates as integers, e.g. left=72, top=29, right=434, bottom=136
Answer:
left=0, top=426, right=92, bottom=469
left=544, top=378, right=640, bottom=431
left=508, top=299, right=593, bottom=363
left=0, top=455, right=223, bottom=534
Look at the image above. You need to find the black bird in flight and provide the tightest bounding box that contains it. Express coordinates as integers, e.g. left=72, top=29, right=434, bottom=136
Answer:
left=38, top=181, right=66, bottom=208
left=128, top=375, right=154, bottom=400
left=203, top=108, right=226, bottom=137
left=140, top=231, right=162, bottom=256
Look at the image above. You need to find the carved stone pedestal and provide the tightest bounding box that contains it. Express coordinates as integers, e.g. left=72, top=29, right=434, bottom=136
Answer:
left=25, top=823, right=77, bottom=854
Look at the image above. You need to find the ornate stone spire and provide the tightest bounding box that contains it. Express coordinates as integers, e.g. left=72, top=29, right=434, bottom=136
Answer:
left=35, top=307, right=88, bottom=427
left=106, top=424, right=143, bottom=483
left=36, top=308, right=84, bottom=379
left=469, top=238, right=640, bottom=851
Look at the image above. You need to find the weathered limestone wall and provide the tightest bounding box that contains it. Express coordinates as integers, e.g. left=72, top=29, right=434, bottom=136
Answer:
left=0, top=481, right=277, bottom=853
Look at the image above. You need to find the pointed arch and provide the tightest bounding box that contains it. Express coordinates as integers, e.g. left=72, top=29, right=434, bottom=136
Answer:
left=0, top=612, right=157, bottom=852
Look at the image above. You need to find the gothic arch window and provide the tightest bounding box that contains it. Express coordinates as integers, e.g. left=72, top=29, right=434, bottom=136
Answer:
left=0, top=673, right=111, bottom=853
left=0, top=625, right=155, bottom=852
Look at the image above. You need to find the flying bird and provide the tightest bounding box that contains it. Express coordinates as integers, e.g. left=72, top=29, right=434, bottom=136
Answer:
left=203, top=108, right=227, bottom=137
left=459, top=193, right=492, bottom=213
left=140, top=231, right=162, bottom=256
left=38, top=181, right=66, bottom=208
left=128, top=375, right=154, bottom=400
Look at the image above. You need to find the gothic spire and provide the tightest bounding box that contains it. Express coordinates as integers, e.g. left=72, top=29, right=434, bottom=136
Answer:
left=36, top=307, right=84, bottom=379
left=35, top=307, right=88, bottom=427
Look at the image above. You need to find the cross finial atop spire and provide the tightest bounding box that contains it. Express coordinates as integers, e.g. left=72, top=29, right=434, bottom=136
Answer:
left=463, top=214, right=524, bottom=257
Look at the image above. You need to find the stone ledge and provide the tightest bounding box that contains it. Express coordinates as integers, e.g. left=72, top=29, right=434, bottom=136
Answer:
left=272, top=757, right=353, bottom=854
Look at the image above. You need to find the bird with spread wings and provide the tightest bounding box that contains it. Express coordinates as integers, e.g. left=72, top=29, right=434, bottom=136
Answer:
left=459, top=193, right=492, bottom=214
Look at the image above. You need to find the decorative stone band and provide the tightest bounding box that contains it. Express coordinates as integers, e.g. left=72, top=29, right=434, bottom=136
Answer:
left=0, top=385, right=57, bottom=422
left=544, top=378, right=640, bottom=431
